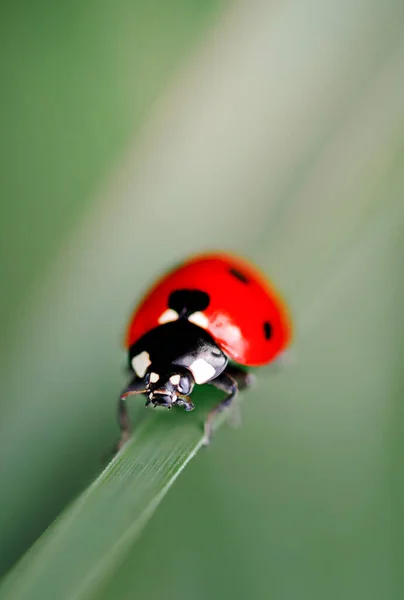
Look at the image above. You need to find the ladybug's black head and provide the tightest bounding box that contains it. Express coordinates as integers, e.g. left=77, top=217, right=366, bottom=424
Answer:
left=144, top=367, right=195, bottom=410
left=128, top=320, right=228, bottom=411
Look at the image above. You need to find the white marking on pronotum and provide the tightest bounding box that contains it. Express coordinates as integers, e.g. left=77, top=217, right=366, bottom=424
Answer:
left=189, top=358, right=216, bottom=384
left=170, top=374, right=180, bottom=385
left=150, top=372, right=160, bottom=383
left=188, top=311, right=209, bottom=329
left=131, top=351, right=151, bottom=378
left=158, top=309, right=179, bottom=324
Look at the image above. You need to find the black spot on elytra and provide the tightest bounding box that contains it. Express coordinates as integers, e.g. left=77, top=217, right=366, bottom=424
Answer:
left=263, top=321, right=272, bottom=340
left=229, top=267, right=249, bottom=283
left=168, top=289, right=210, bottom=317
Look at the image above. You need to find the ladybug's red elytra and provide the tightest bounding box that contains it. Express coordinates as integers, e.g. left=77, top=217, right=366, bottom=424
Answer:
left=117, top=252, right=292, bottom=448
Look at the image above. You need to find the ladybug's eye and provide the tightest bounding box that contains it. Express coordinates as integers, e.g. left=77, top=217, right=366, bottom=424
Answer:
left=179, top=376, right=191, bottom=395
left=169, top=373, right=190, bottom=394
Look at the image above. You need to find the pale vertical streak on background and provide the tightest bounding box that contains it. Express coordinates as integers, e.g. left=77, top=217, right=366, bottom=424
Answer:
left=257, top=39, right=404, bottom=302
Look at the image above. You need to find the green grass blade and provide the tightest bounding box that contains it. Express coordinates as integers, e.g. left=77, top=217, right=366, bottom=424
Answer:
left=0, top=406, right=213, bottom=600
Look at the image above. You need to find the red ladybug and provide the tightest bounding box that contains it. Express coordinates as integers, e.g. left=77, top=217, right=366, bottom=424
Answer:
left=117, top=252, right=292, bottom=448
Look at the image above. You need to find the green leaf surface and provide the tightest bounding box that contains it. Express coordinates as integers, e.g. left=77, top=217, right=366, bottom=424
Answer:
left=0, top=393, right=228, bottom=600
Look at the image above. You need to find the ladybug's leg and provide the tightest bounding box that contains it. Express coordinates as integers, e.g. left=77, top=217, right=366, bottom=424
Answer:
left=223, top=364, right=255, bottom=391
left=116, top=376, right=147, bottom=452
left=203, top=372, right=238, bottom=446
left=176, top=396, right=195, bottom=411
left=219, top=366, right=254, bottom=429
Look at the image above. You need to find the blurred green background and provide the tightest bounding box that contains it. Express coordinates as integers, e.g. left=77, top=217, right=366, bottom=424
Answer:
left=1, top=0, right=404, bottom=598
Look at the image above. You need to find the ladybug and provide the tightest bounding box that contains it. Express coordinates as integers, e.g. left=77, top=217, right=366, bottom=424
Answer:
left=117, top=252, right=292, bottom=448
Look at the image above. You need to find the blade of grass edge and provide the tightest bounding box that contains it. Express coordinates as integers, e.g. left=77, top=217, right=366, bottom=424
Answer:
left=0, top=407, right=217, bottom=600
